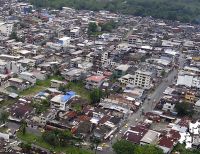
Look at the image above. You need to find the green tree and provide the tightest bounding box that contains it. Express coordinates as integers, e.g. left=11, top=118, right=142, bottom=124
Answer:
left=175, top=102, right=194, bottom=117
left=89, top=88, right=103, bottom=104
left=112, top=140, right=135, bottom=154
left=9, top=31, right=18, bottom=40
left=88, top=22, right=98, bottom=36
left=0, top=111, right=9, bottom=124
left=135, top=144, right=163, bottom=154
left=161, top=70, right=166, bottom=77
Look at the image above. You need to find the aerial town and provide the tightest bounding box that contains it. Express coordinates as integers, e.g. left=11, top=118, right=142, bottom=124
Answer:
left=0, top=0, right=200, bottom=154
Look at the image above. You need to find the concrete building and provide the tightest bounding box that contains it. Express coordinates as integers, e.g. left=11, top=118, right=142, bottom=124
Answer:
left=0, top=22, right=13, bottom=37
left=51, top=91, right=76, bottom=110
left=19, top=72, right=36, bottom=84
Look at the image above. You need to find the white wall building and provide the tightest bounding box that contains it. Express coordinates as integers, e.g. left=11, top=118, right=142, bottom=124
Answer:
left=119, top=70, right=153, bottom=89
left=0, top=22, right=13, bottom=37
left=176, top=74, right=200, bottom=88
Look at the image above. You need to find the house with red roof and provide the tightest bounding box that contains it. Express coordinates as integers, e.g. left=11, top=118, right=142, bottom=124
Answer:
left=85, top=75, right=106, bottom=89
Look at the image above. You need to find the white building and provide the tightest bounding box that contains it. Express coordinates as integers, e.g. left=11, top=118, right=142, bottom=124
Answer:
left=119, top=69, right=153, bottom=89
left=176, top=74, right=200, bottom=88
left=58, top=37, right=71, bottom=47
left=51, top=91, right=76, bottom=110
left=70, top=27, right=80, bottom=38
left=0, top=22, right=13, bottom=37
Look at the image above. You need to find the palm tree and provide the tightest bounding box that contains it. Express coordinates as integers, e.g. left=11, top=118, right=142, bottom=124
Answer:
left=19, top=120, right=27, bottom=135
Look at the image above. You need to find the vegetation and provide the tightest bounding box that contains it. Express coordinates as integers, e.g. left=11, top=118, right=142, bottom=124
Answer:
left=29, top=0, right=200, bottom=23
left=173, top=143, right=200, bottom=154
left=19, top=120, right=27, bottom=135
left=32, top=99, right=50, bottom=115
left=88, top=21, right=118, bottom=36
left=9, top=31, right=25, bottom=42
left=112, top=140, right=163, bottom=154
left=65, top=81, right=90, bottom=101
left=90, top=136, right=101, bottom=154
left=175, top=102, right=194, bottom=117
left=0, top=111, right=9, bottom=124
left=89, top=88, right=103, bottom=104
left=17, top=131, right=92, bottom=154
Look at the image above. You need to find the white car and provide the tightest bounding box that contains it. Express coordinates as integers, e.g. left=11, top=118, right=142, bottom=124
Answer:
left=97, top=146, right=103, bottom=151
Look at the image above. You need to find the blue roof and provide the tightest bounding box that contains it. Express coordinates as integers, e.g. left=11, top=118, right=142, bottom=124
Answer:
left=67, top=91, right=76, bottom=96
left=38, top=91, right=45, bottom=96
left=61, top=91, right=76, bottom=102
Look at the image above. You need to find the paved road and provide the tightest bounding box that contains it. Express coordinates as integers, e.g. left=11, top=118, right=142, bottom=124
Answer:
left=97, top=53, right=185, bottom=154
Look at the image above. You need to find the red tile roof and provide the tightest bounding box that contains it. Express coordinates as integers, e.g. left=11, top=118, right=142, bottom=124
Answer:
left=86, top=75, right=106, bottom=82
left=158, top=130, right=181, bottom=149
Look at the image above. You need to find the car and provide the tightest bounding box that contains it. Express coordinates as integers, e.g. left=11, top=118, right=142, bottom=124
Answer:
left=119, top=130, right=122, bottom=134
left=97, top=146, right=103, bottom=151
left=125, top=124, right=128, bottom=128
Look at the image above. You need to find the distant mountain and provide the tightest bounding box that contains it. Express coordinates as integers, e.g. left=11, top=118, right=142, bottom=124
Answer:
left=30, top=0, right=200, bottom=23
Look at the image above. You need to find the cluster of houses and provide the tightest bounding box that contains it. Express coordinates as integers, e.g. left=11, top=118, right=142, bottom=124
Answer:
left=0, top=0, right=199, bottom=153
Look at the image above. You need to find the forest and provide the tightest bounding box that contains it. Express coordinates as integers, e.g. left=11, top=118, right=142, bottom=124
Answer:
left=29, top=0, right=200, bottom=23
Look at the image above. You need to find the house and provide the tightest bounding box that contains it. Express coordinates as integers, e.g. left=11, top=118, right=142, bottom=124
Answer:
left=114, top=64, right=130, bottom=78
left=8, top=78, right=29, bottom=90
left=140, top=130, right=160, bottom=145
left=85, top=75, right=106, bottom=89
left=19, top=72, right=36, bottom=84
left=51, top=91, right=76, bottom=110
left=122, top=123, right=150, bottom=144
left=176, top=73, right=200, bottom=89
left=50, top=79, right=65, bottom=88
left=61, top=68, right=85, bottom=81
left=158, top=130, right=180, bottom=154
left=58, top=37, right=71, bottom=47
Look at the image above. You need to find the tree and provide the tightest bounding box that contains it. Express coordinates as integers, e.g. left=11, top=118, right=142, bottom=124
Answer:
left=89, top=88, right=103, bottom=104
left=90, top=136, right=101, bottom=154
left=21, top=143, right=31, bottom=153
left=161, top=70, right=166, bottom=77
left=9, top=31, right=18, bottom=40
left=88, top=22, right=98, bottom=36
left=0, top=111, right=9, bottom=124
left=175, top=102, right=194, bottom=117
left=134, top=144, right=163, bottom=154
left=42, top=129, right=74, bottom=147
left=19, top=120, right=27, bottom=135
left=112, top=140, right=135, bottom=154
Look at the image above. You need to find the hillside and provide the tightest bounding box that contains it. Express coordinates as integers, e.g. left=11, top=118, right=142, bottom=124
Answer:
left=30, top=0, right=200, bottom=23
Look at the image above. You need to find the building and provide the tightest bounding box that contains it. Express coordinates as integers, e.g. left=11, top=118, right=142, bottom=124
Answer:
left=70, top=27, right=80, bottom=38
left=85, top=75, right=106, bottom=89
left=51, top=79, right=65, bottom=88
left=133, top=70, right=153, bottom=89
left=58, top=37, right=71, bottom=47
left=51, top=91, right=76, bottom=110
left=119, top=70, right=153, bottom=89
left=140, top=130, right=160, bottom=145
left=19, top=72, right=36, bottom=84
left=176, top=74, right=200, bottom=89
left=0, top=22, right=13, bottom=37
left=114, top=64, right=130, bottom=78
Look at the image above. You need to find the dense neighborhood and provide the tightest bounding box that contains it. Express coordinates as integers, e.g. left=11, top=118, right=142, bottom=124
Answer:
left=0, top=0, right=200, bottom=154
